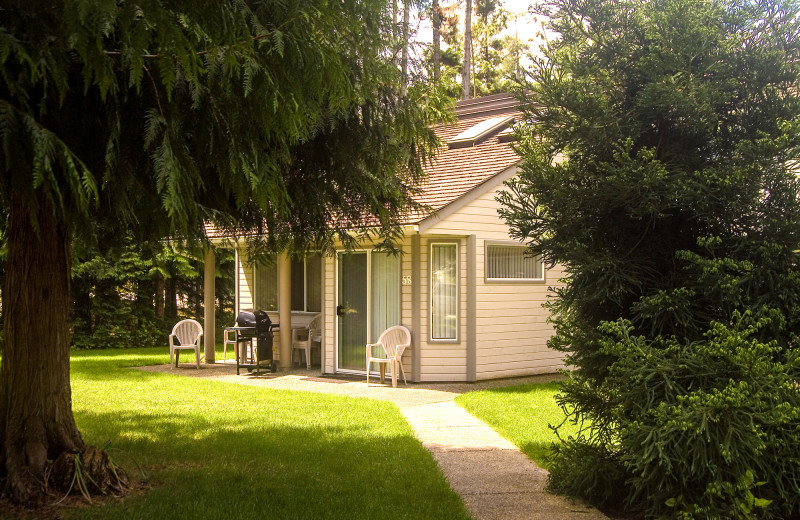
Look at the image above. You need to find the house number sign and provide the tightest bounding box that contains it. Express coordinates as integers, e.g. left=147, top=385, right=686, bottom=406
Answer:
left=401, top=275, right=412, bottom=286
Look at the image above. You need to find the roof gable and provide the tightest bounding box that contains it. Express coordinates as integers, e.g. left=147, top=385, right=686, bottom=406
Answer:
left=403, top=93, right=520, bottom=224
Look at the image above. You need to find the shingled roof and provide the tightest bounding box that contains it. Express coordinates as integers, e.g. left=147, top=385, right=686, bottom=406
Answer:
left=403, top=93, right=520, bottom=224
left=204, top=93, right=520, bottom=239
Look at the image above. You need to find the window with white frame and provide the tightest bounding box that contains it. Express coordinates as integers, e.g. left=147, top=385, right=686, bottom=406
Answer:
left=485, top=244, right=544, bottom=282
left=430, top=243, right=458, bottom=341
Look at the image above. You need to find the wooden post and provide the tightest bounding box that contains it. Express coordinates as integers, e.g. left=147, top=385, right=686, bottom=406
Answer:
left=203, top=246, right=216, bottom=363
left=278, top=252, right=292, bottom=370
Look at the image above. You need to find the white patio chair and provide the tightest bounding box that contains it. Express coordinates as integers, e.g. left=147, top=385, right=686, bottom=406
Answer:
left=169, top=319, right=203, bottom=369
left=366, top=325, right=411, bottom=388
left=292, top=313, right=322, bottom=369
left=223, top=327, right=236, bottom=362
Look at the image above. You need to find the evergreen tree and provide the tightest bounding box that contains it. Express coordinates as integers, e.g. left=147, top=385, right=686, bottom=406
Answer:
left=462, top=0, right=473, bottom=99
left=0, top=0, right=439, bottom=504
left=501, top=0, right=800, bottom=515
left=471, top=0, right=509, bottom=95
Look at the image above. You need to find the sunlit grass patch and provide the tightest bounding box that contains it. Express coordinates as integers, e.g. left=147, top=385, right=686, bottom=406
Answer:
left=455, top=381, right=579, bottom=470
left=55, top=347, right=470, bottom=520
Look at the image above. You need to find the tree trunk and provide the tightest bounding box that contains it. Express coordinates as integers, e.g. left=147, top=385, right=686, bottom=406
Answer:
left=154, top=273, right=165, bottom=320
left=432, top=0, right=441, bottom=81
left=462, top=0, right=472, bottom=100
left=165, top=276, right=178, bottom=320
left=194, top=277, right=203, bottom=319
left=392, top=0, right=399, bottom=68
left=401, top=0, right=410, bottom=96
left=0, top=191, right=126, bottom=504
left=135, top=277, right=155, bottom=316
left=0, top=191, right=84, bottom=504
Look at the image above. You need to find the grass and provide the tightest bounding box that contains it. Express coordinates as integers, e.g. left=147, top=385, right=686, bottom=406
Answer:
left=454, top=381, right=579, bottom=470
left=11, top=347, right=471, bottom=520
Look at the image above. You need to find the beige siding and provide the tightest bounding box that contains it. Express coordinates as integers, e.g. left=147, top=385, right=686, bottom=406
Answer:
left=237, top=249, right=254, bottom=312
left=415, top=237, right=468, bottom=382
left=424, top=184, right=565, bottom=380
left=422, top=184, right=515, bottom=237
left=398, top=237, right=413, bottom=379
left=323, top=253, right=336, bottom=374
left=235, top=179, right=565, bottom=381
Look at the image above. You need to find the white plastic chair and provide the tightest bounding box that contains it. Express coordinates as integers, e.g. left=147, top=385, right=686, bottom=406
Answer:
left=169, top=319, right=203, bottom=368
left=222, top=327, right=236, bottom=362
left=366, top=325, right=411, bottom=388
left=292, top=313, right=322, bottom=369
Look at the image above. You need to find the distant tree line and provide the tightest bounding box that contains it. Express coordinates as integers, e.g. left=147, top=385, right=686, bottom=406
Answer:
left=0, top=229, right=235, bottom=351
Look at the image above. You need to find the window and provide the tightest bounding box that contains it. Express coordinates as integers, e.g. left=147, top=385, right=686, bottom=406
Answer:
left=370, top=252, right=400, bottom=342
left=291, top=254, right=322, bottom=312
left=255, top=254, right=322, bottom=312
left=255, top=258, right=278, bottom=311
left=430, top=243, right=458, bottom=341
left=485, top=244, right=543, bottom=282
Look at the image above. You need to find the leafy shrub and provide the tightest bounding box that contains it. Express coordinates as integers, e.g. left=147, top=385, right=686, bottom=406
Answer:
left=554, top=310, right=800, bottom=519
left=547, top=436, right=628, bottom=507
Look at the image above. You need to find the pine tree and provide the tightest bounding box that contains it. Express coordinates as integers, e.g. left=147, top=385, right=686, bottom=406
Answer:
left=462, top=0, right=473, bottom=99
left=500, top=0, right=800, bottom=514
left=0, top=0, right=438, bottom=504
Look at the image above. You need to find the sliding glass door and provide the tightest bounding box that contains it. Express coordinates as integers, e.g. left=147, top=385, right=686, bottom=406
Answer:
left=337, top=251, right=400, bottom=373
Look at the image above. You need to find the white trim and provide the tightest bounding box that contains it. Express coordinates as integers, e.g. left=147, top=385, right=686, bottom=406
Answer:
left=234, top=248, right=240, bottom=317
left=418, top=164, right=520, bottom=233
left=484, top=241, right=545, bottom=284
left=334, top=249, right=371, bottom=375
left=429, top=241, right=460, bottom=343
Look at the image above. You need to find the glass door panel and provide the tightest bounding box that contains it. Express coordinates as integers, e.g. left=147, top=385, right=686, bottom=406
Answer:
left=337, top=252, right=368, bottom=371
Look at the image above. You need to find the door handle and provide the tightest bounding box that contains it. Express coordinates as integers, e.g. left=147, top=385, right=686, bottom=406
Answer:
left=336, top=305, right=344, bottom=317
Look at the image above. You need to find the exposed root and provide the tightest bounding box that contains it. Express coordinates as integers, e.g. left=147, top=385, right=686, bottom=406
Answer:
left=47, top=446, right=129, bottom=504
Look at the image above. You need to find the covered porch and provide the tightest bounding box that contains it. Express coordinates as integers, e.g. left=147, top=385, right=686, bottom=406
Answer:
left=201, top=245, right=323, bottom=371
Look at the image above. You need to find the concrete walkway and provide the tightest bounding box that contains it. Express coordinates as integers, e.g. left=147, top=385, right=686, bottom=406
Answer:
left=141, top=363, right=607, bottom=520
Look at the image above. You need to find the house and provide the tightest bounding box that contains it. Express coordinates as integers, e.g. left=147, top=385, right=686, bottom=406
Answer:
left=204, top=93, right=565, bottom=382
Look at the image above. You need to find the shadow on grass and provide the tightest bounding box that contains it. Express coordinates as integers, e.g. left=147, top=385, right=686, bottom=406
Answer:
left=66, top=365, right=470, bottom=520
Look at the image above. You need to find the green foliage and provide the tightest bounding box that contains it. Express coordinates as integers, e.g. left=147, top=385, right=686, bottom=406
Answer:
left=554, top=311, right=800, bottom=518
left=70, top=231, right=235, bottom=350
left=500, top=0, right=800, bottom=516
left=0, top=0, right=441, bottom=251
left=471, top=0, right=510, bottom=95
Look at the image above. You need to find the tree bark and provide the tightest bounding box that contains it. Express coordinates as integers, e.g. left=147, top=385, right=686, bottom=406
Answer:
left=154, top=273, right=165, bottom=320
left=401, top=0, right=410, bottom=96
left=432, top=0, right=441, bottom=81
left=392, top=0, right=399, bottom=68
left=0, top=191, right=127, bottom=505
left=165, top=276, right=178, bottom=320
left=0, top=190, right=84, bottom=504
left=462, top=0, right=472, bottom=100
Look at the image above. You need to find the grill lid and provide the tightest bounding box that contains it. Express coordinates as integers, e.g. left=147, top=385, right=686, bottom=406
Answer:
left=236, top=310, right=272, bottom=333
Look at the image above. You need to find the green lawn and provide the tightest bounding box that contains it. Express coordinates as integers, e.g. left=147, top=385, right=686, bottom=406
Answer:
left=44, top=347, right=471, bottom=520
left=454, top=381, right=578, bottom=470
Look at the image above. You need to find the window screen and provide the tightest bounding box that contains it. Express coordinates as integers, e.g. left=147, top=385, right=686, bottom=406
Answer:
left=486, top=245, right=543, bottom=281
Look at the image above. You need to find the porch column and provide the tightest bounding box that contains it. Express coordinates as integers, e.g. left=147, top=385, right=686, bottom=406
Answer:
left=203, top=245, right=216, bottom=363
left=278, top=252, right=292, bottom=370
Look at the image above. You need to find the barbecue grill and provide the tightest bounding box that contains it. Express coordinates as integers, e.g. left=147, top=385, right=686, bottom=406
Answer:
left=234, top=309, right=277, bottom=374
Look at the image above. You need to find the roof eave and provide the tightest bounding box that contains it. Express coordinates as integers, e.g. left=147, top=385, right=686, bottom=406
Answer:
left=417, top=162, right=521, bottom=234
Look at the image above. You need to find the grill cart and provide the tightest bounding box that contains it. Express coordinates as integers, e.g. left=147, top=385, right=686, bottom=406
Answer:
left=228, top=310, right=278, bottom=375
